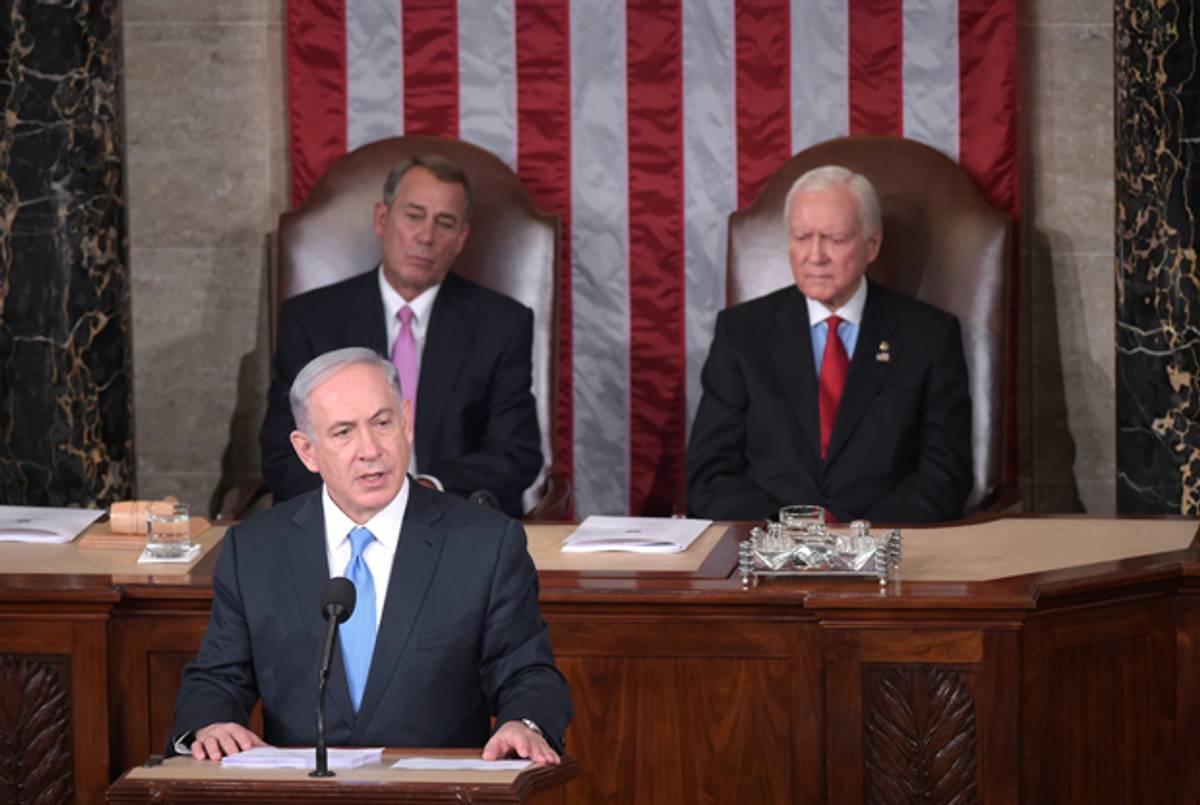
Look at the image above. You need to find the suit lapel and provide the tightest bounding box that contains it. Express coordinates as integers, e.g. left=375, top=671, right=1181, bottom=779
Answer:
left=285, top=493, right=357, bottom=730
left=352, top=483, right=447, bottom=741
left=342, top=270, right=389, bottom=356
left=415, top=273, right=471, bottom=464
left=768, top=290, right=822, bottom=462
left=824, top=283, right=898, bottom=467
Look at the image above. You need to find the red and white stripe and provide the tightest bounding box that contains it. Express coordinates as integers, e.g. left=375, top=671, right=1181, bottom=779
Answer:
left=286, top=0, right=1018, bottom=517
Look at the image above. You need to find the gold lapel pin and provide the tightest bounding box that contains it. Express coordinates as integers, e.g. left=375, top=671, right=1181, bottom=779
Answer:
left=875, top=340, right=891, bottom=363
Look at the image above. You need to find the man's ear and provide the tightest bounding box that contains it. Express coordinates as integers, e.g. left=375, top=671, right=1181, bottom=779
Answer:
left=290, top=430, right=321, bottom=473
left=451, top=222, right=470, bottom=260
left=372, top=201, right=389, bottom=238
left=402, top=398, right=415, bottom=444
left=865, top=230, right=882, bottom=264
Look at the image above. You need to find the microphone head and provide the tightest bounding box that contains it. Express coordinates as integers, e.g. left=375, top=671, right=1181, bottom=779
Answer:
left=320, top=577, right=356, bottom=624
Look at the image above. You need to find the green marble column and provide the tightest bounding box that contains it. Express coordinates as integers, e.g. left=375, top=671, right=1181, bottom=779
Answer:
left=1115, top=1, right=1200, bottom=515
left=0, top=0, right=133, bottom=506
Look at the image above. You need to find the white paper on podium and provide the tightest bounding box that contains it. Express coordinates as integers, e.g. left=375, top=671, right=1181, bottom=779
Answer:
left=391, top=757, right=532, bottom=771
left=561, top=516, right=712, bottom=554
left=220, top=746, right=384, bottom=769
left=0, top=505, right=103, bottom=543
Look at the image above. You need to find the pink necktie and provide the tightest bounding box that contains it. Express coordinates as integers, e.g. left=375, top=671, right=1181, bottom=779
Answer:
left=391, top=306, right=418, bottom=422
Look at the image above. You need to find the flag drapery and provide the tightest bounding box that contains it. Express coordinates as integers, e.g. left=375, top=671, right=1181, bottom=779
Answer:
left=286, top=0, right=1018, bottom=517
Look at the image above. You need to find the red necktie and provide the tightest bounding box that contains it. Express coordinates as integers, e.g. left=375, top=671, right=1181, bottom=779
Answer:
left=818, top=315, right=849, bottom=458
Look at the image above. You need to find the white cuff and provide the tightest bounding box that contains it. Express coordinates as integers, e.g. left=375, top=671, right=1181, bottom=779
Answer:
left=172, top=731, right=194, bottom=755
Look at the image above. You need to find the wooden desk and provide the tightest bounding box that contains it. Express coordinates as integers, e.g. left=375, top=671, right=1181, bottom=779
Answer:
left=2, top=516, right=1198, bottom=804
left=106, top=750, right=580, bottom=804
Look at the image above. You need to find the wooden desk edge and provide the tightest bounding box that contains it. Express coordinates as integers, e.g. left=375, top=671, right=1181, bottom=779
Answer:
left=106, top=753, right=580, bottom=804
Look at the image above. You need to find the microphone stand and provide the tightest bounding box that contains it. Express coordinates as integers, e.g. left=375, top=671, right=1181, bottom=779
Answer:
left=311, top=613, right=341, bottom=777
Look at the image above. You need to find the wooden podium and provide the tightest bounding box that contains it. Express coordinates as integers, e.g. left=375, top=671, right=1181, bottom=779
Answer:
left=105, top=750, right=580, bottom=804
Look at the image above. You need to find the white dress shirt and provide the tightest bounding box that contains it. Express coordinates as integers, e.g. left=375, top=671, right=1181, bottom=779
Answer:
left=378, top=266, right=440, bottom=359
left=806, top=276, right=868, bottom=376
left=320, top=479, right=410, bottom=629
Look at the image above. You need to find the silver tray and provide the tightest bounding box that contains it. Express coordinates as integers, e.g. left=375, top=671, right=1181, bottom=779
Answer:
left=738, top=520, right=901, bottom=587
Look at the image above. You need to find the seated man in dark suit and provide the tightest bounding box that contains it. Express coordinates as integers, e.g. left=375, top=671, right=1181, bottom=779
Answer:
left=260, top=154, right=542, bottom=518
left=686, top=166, right=972, bottom=523
left=174, top=347, right=571, bottom=762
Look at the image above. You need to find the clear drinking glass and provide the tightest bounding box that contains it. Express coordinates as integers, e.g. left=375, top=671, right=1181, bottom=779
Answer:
left=778, top=504, right=825, bottom=537
left=145, top=502, right=191, bottom=559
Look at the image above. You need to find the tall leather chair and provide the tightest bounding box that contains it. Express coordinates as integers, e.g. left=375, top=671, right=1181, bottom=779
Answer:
left=727, top=135, right=1013, bottom=513
left=220, top=135, right=567, bottom=520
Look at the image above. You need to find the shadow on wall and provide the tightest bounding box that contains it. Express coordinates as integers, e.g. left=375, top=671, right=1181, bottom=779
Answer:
left=208, top=235, right=274, bottom=518
left=1026, top=229, right=1086, bottom=513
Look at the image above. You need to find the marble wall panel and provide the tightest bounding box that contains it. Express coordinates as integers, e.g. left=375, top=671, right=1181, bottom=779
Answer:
left=130, top=247, right=268, bottom=509
left=1114, top=0, right=1200, bottom=515
left=0, top=0, right=133, bottom=506
left=1026, top=24, right=1116, bottom=255
left=124, top=0, right=284, bottom=25
left=123, top=23, right=272, bottom=250
left=124, top=3, right=285, bottom=514
left=1020, top=0, right=1117, bottom=514
left=1026, top=254, right=1079, bottom=485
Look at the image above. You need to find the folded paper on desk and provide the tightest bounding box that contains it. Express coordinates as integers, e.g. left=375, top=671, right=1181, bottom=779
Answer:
left=220, top=747, right=384, bottom=769
left=391, top=757, right=532, bottom=771
left=0, top=506, right=103, bottom=544
left=561, top=516, right=712, bottom=554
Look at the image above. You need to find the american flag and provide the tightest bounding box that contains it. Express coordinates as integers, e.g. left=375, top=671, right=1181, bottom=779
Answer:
left=286, top=0, right=1018, bottom=517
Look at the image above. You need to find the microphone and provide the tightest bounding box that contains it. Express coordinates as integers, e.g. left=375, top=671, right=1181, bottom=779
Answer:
left=311, top=577, right=355, bottom=778
left=321, top=576, right=356, bottom=625
left=468, top=489, right=500, bottom=510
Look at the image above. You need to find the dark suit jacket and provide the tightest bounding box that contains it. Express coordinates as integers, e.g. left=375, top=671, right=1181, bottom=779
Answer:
left=260, top=270, right=542, bottom=517
left=685, top=280, right=972, bottom=523
left=171, top=482, right=572, bottom=752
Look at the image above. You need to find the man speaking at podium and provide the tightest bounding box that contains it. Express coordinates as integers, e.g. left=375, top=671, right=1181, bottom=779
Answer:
left=171, top=347, right=571, bottom=763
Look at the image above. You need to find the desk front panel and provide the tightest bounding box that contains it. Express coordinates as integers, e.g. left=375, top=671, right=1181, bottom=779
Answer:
left=3, top=516, right=1198, bottom=804
left=0, top=599, right=113, bottom=805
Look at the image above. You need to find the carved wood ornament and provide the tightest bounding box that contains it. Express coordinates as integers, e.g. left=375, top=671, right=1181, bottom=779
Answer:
left=863, top=665, right=979, bottom=805
left=0, top=656, right=74, bottom=805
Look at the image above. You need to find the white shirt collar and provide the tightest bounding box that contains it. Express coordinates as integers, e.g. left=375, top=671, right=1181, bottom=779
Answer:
left=321, top=477, right=410, bottom=556
left=805, top=276, right=868, bottom=327
left=378, top=265, right=441, bottom=342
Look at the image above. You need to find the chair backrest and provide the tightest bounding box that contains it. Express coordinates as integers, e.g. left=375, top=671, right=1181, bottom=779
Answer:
left=727, top=135, right=1012, bottom=512
left=276, top=136, right=560, bottom=500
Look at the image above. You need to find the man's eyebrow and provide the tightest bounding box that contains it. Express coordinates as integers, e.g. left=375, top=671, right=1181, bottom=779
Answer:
left=324, top=406, right=394, bottom=433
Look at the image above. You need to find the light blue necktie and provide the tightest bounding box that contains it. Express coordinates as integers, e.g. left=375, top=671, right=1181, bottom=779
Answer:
left=340, top=526, right=377, bottom=712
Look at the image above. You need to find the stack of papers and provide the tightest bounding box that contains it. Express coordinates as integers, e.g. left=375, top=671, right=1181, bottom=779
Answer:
left=0, top=506, right=103, bottom=544
left=561, top=516, right=712, bottom=554
left=391, top=757, right=532, bottom=771
left=220, top=747, right=384, bottom=769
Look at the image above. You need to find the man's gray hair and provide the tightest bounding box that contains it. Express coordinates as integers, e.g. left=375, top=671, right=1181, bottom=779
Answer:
left=382, top=153, right=475, bottom=220
left=783, top=165, right=882, bottom=238
left=290, top=347, right=404, bottom=437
